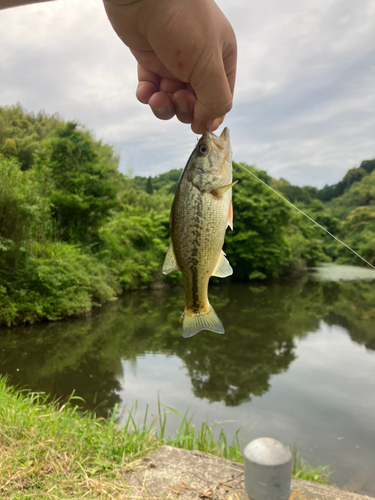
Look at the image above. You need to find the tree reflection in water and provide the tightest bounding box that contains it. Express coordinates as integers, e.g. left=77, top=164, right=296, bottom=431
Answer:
left=0, top=272, right=374, bottom=415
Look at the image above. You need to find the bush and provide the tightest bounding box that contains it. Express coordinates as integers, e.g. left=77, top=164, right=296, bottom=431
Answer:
left=0, top=156, right=50, bottom=267
left=0, top=241, right=119, bottom=326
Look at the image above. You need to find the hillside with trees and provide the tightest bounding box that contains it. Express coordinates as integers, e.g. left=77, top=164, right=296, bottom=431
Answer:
left=0, top=104, right=373, bottom=326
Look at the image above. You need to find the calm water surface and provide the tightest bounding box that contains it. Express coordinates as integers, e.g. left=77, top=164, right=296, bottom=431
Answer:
left=1, top=265, right=375, bottom=495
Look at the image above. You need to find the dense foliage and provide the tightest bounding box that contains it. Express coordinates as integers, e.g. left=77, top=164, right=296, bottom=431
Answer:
left=317, top=160, right=375, bottom=202
left=0, top=104, right=373, bottom=325
left=0, top=104, right=60, bottom=170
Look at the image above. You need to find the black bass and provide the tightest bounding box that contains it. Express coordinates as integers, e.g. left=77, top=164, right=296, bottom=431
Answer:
left=162, top=128, right=236, bottom=338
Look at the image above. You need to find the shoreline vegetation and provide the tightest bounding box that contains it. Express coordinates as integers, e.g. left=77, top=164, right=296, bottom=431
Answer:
left=0, top=376, right=332, bottom=499
left=1, top=104, right=375, bottom=327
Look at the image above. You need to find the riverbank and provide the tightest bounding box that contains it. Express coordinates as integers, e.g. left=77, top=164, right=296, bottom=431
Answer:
left=0, top=376, right=162, bottom=498
left=0, top=376, right=333, bottom=499
left=130, top=446, right=374, bottom=500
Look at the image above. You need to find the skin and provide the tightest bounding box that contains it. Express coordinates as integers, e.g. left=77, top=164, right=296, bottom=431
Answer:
left=103, top=0, right=237, bottom=133
left=0, top=1, right=53, bottom=7
left=1, top=0, right=237, bottom=134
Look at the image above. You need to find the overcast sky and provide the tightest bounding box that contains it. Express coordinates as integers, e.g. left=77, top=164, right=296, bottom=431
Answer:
left=1, top=0, right=374, bottom=187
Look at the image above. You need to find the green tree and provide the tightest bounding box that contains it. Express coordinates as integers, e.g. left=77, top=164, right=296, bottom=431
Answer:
left=278, top=184, right=312, bottom=204
left=360, top=159, right=375, bottom=175
left=0, top=156, right=50, bottom=266
left=328, top=169, right=375, bottom=219
left=35, top=122, right=120, bottom=244
left=0, top=104, right=61, bottom=169
left=317, top=164, right=373, bottom=202
left=99, top=206, right=172, bottom=290
left=146, top=176, right=154, bottom=195
left=337, top=206, right=375, bottom=266
left=225, top=163, right=293, bottom=279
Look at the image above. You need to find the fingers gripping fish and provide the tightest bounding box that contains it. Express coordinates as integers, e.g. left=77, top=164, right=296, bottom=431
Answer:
left=162, top=128, right=236, bottom=338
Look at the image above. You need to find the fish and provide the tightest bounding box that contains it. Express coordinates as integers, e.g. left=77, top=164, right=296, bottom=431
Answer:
left=162, top=127, right=236, bottom=338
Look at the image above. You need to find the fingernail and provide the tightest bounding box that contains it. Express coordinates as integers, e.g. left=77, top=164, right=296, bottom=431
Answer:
left=153, top=107, right=171, bottom=120
left=176, top=101, right=190, bottom=113
left=136, top=84, right=149, bottom=104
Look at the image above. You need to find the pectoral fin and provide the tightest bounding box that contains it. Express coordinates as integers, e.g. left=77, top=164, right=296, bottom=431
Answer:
left=162, top=242, right=180, bottom=275
left=211, top=251, right=233, bottom=278
left=213, top=181, right=238, bottom=198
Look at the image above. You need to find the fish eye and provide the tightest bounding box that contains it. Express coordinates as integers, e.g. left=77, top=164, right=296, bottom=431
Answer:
left=199, top=144, right=208, bottom=154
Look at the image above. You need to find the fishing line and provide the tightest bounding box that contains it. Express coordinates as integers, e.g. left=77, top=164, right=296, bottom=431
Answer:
left=236, top=163, right=375, bottom=271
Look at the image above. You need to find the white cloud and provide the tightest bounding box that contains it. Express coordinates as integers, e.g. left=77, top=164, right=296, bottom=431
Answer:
left=0, top=0, right=374, bottom=186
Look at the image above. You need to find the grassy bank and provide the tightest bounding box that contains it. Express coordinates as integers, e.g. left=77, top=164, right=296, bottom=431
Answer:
left=0, top=377, right=332, bottom=499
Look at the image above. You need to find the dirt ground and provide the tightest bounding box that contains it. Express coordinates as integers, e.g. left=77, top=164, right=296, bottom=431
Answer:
left=124, top=446, right=374, bottom=500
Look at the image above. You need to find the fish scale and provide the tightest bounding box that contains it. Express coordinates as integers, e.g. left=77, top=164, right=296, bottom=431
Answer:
left=162, top=128, right=235, bottom=338
left=173, top=188, right=228, bottom=313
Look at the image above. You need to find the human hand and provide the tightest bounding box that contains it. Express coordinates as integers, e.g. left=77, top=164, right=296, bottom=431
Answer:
left=103, top=0, right=237, bottom=134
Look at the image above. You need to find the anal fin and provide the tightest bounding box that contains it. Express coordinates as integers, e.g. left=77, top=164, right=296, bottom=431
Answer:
left=162, top=242, right=180, bottom=275
left=211, top=251, right=233, bottom=278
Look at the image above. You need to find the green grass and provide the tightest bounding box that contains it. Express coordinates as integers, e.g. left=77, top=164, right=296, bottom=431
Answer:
left=292, top=451, right=333, bottom=485
left=157, top=401, right=332, bottom=485
left=0, top=376, right=162, bottom=499
left=156, top=398, right=242, bottom=462
left=0, top=376, right=333, bottom=499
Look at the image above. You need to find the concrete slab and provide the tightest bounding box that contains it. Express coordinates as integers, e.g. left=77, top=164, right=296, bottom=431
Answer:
left=125, top=446, right=374, bottom=500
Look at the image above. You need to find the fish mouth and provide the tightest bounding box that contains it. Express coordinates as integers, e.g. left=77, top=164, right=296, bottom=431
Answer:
left=202, top=128, right=230, bottom=149
left=218, top=127, right=230, bottom=144
left=202, top=128, right=232, bottom=161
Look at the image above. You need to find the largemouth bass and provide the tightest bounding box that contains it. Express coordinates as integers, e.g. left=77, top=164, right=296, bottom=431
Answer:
left=162, top=128, right=236, bottom=338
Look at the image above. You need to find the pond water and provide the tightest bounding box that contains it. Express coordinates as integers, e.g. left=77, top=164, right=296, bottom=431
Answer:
left=1, top=265, right=375, bottom=496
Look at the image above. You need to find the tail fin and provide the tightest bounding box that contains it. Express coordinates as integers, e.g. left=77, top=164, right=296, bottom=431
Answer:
left=182, top=305, right=225, bottom=338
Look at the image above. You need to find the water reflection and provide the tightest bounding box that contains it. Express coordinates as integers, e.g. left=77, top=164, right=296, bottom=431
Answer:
left=1, top=266, right=375, bottom=494
left=0, top=268, right=374, bottom=414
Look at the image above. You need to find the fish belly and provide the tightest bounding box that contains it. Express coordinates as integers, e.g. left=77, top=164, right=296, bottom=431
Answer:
left=171, top=181, right=230, bottom=317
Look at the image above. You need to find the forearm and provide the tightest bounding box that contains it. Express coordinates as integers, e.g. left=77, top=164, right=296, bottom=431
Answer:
left=0, top=0, right=54, bottom=10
